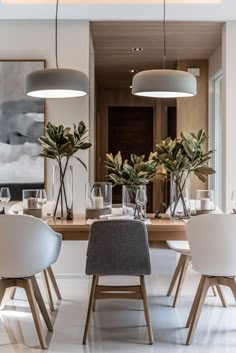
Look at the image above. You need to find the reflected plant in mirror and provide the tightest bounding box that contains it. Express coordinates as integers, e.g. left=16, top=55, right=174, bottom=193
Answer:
left=105, top=151, right=163, bottom=186
left=105, top=151, right=164, bottom=219
left=38, top=122, right=92, bottom=220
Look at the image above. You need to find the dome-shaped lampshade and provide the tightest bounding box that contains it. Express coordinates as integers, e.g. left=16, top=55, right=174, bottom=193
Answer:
left=25, top=68, right=89, bottom=98
left=132, top=69, right=197, bottom=98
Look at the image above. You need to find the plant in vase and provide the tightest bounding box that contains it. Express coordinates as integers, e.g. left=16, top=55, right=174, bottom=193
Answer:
left=39, top=121, right=92, bottom=220
left=105, top=151, right=164, bottom=218
left=154, top=129, right=215, bottom=218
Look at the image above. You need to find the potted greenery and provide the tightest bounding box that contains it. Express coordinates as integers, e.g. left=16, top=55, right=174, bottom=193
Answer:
left=105, top=151, right=163, bottom=218
left=154, top=129, right=215, bottom=218
left=39, top=121, right=92, bottom=220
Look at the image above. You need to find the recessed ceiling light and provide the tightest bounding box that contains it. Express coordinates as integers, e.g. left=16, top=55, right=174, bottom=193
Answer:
left=129, top=69, right=136, bottom=73
left=132, top=48, right=143, bottom=52
left=130, top=85, right=133, bottom=89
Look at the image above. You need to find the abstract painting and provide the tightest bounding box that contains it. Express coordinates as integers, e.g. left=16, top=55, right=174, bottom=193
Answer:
left=0, top=60, right=45, bottom=200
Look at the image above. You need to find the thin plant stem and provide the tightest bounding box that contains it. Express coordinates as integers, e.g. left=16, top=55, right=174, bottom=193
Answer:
left=59, top=160, right=64, bottom=218
left=59, top=158, right=70, bottom=213
left=171, top=172, right=189, bottom=218
left=53, top=158, right=69, bottom=218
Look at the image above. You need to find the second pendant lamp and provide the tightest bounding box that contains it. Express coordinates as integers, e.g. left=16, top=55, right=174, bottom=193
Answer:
left=132, top=0, right=196, bottom=99
left=25, top=0, right=89, bottom=99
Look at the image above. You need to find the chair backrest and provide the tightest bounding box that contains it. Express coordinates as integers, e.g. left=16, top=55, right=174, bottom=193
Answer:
left=186, top=214, right=236, bottom=276
left=86, top=220, right=151, bottom=276
left=0, top=215, right=62, bottom=278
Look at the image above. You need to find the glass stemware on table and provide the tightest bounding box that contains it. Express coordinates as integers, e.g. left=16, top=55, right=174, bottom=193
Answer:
left=36, top=189, right=48, bottom=209
left=0, top=187, right=11, bottom=214
left=135, top=186, right=147, bottom=220
left=231, top=189, right=236, bottom=214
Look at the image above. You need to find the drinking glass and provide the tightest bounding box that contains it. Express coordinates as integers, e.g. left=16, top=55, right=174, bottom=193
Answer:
left=36, top=189, right=47, bottom=208
left=0, top=187, right=11, bottom=213
left=231, top=189, right=236, bottom=213
left=135, top=186, right=147, bottom=220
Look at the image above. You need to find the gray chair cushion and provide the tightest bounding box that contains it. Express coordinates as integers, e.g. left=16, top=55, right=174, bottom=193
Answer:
left=85, top=220, right=151, bottom=276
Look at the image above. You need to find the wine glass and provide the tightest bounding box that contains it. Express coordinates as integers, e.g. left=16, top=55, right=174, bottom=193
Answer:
left=36, top=189, right=47, bottom=208
left=135, top=187, right=147, bottom=220
left=231, top=190, right=236, bottom=213
left=0, top=187, right=11, bottom=214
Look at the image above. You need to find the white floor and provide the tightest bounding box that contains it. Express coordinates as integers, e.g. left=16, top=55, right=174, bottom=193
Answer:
left=1, top=249, right=236, bottom=352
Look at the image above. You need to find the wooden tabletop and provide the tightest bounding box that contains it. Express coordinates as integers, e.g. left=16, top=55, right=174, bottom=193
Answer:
left=48, top=214, right=186, bottom=242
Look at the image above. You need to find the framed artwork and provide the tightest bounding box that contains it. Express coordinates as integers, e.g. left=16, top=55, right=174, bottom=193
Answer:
left=0, top=60, right=45, bottom=200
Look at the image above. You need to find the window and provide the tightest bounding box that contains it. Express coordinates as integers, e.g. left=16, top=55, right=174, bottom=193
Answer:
left=209, top=72, right=223, bottom=208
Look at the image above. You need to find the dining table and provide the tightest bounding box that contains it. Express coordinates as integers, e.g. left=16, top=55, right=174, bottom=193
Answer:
left=48, top=214, right=187, bottom=245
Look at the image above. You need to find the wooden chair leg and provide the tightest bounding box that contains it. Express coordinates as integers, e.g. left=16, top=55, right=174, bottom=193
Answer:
left=31, top=276, right=53, bottom=332
left=0, top=288, right=14, bottom=310
left=47, top=266, right=62, bottom=300
left=41, top=270, right=55, bottom=312
left=186, top=276, right=210, bottom=345
left=83, top=275, right=98, bottom=345
left=186, top=275, right=205, bottom=328
left=167, top=254, right=186, bottom=296
left=21, top=278, right=47, bottom=349
left=92, top=276, right=99, bottom=312
left=227, top=278, right=236, bottom=301
left=0, top=281, right=10, bottom=310
left=211, top=286, right=217, bottom=296
left=216, top=285, right=227, bottom=307
left=172, top=255, right=189, bottom=307
left=140, top=275, right=154, bottom=345
left=9, top=287, right=17, bottom=300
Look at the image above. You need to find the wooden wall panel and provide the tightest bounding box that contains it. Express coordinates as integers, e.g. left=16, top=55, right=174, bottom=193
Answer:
left=177, top=59, right=209, bottom=194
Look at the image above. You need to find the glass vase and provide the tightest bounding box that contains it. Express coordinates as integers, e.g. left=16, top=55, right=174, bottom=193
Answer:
left=122, top=185, right=147, bottom=219
left=52, top=164, right=73, bottom=220
left=85, top=182, right=112, bottom=219
left=170, top=172, right=191, bottom=219
left=195, top=189, right=215, bottom=215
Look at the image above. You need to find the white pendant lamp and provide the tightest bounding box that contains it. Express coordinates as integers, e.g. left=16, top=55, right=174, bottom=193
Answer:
left=25, top=0, right=89, bottom=99
left=132, top=0, right=196, bottom=99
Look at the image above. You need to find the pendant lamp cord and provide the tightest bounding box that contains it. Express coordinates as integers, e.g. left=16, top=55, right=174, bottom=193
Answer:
left=55, top=0, right=59, bottom=68
left=162, top=0, right=166, bottom=69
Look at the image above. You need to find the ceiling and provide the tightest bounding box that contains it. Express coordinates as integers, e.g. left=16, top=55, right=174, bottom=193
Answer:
left=91, top=21, right=223, bottom=89
left=0, top=0, right=236, bottom=20
left=2, top=0, right=224, bottom=3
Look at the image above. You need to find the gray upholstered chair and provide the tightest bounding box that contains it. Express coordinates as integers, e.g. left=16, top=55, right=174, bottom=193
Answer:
left=83, top=219, right=153, bottom=345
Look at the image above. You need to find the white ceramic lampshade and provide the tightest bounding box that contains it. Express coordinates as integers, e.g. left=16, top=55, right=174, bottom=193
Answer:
left=132, top=69, right=197, bottom=98
left=25, top=68, right=89, bottom=98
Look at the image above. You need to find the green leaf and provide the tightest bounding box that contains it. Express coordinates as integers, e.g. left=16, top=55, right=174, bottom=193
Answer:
left=74, top=156, right=87, bottom=170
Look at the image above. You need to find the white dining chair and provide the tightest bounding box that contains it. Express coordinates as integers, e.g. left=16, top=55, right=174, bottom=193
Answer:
left=166, top=203, right=224, bottom=307
left=0, top=215, right=62, bottom=349
left=185, top=214, right=236, bottom=344
left=8, top=201, right=62, bottom=311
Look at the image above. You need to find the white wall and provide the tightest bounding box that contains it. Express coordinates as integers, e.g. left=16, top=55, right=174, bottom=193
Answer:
left=0, top=20, right=91, bottom=275
left=209, top=45, right=222, bottom=79
left=222, top=21, right=236, bottom=212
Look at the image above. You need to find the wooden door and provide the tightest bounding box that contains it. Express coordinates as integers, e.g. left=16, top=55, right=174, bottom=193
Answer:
left=108, top=106, right=154, bottom=212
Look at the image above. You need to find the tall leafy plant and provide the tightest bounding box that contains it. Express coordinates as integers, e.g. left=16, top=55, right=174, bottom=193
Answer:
left=39, top=121, right=92, bottom=219
left=155, top=129, right=215, bottom=217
